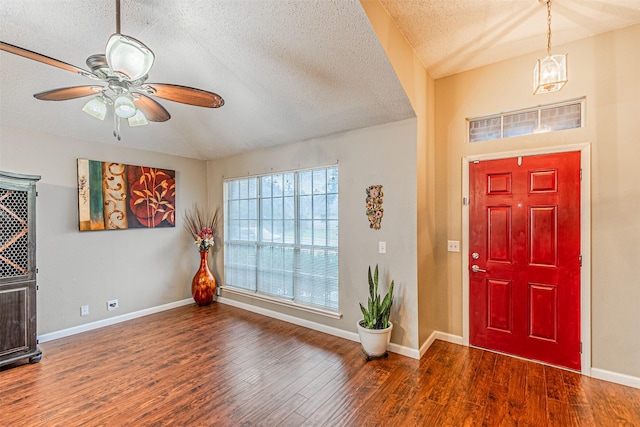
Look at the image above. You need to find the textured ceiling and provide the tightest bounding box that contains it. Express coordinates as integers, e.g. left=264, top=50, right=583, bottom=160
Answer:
left=0, top=0, right=414, bottom=160
left=380, top=0, right=640, bottom=79
left=1, top=1, right=640, bottom=160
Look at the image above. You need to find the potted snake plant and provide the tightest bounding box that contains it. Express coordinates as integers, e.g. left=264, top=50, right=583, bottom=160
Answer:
left=357, top=264, right=394, bottom=360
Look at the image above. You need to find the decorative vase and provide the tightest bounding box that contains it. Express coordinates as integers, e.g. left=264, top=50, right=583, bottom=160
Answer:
left=357, top=321, right=393, bottom=361
left=191, top=250, right=216, bottom=306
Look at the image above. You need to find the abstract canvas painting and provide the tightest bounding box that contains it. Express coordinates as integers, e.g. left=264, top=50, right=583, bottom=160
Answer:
left=77, top=159, right=176, bottom=231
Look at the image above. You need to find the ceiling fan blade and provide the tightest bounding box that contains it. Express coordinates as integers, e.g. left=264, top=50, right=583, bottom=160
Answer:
left=145, top=83, right=224, bottom=108
left=1, top=41, right=92, bottom=76
left=34, top=86, right=103, bottom=101
left=133, top=94, right=171, bottom=122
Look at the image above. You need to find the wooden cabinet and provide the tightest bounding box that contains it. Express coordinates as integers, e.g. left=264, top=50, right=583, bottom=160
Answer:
left=0, top=170, right=41, bottom=367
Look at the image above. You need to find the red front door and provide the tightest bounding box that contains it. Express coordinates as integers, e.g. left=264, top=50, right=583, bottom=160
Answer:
left=469, top=152, right=581, bottom=370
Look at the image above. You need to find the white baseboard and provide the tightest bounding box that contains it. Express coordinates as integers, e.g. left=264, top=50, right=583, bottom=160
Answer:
left=38, top=295, right=419, bottom=359
left=388, top=342, right=420, bottom=359
left=420, top=331, right=438, bottom=357
left=419, top=330, right=464, bottom=357
left=420, top=330, right=639, bottom=391
left=435, top=331, right=464, bottom=345
left=217, top=296, right=420, bottom=359
left=591, top=368, right=640, bottom=390
left=218, top=296, right=358, bottom=342
left=38, top=298, right=194, bottom=343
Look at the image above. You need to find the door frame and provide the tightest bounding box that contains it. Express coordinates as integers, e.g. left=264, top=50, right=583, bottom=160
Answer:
left=461, top=143, right=591, bottom=375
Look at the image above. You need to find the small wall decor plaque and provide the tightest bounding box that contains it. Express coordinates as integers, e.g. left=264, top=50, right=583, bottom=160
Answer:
left=366, top=184, right=384, bottom=230
left=77, top=159, right=176, bottom=231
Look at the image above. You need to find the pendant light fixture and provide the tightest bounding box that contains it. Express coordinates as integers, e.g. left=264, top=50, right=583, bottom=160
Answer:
left=533, top=0, right=567, bottom=94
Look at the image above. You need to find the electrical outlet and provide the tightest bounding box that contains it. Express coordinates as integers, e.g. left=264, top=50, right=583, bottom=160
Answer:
left=81, top=305, right=89, bottom=316
left=107, top=299, right=119, bottom=311
left=447, top=240, right=460, bottom=252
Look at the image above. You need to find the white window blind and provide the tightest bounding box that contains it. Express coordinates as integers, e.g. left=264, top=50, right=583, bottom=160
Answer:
left=224, top=166, right=339, bottom=311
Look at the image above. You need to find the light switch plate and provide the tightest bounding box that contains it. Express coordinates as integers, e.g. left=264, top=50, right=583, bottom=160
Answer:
left=379, top=241, right=386, bottom=254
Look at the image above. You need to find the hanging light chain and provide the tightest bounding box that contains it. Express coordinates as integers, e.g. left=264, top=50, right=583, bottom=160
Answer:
left=115, top=0, right=121, bottom=34
left=546, top=0, right=553, bottom=56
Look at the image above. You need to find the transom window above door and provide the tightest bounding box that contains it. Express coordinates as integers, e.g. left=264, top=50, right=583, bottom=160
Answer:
left=467, top=98, right=585, bottom=143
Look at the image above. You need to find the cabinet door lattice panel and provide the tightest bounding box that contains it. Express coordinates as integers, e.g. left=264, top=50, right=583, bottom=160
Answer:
left=0, top=188, right=30, bottom=278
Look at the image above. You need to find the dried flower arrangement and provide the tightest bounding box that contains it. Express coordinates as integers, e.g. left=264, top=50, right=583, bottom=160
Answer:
left=184, top=205, right=219, bottom=252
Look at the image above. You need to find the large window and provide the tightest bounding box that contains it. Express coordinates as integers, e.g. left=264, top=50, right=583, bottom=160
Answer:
left=224, top=166, right=339, bottom=311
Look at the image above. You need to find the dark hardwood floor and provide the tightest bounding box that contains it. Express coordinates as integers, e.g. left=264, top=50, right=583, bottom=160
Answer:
left=1, top=303, right=639, bottom=426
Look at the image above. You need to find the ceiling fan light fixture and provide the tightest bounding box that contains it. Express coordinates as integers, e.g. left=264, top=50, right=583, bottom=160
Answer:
left=106, top=34, right=155, bottom=81
left=533, top=0, right=567, bottom=94
left=114, top=94, right=136, bottom=118
left=2, top=0, right=223, bottom=141
left=82, top=96, right=107, bottom=120
left=128, top=109, right=148, bottom=127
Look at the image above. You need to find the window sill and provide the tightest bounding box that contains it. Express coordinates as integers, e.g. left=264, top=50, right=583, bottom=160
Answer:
left=220, top=286, right=342, bottom=320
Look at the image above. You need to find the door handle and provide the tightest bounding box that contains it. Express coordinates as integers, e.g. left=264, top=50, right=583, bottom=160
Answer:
left=471, top=264, right=487, bottom=273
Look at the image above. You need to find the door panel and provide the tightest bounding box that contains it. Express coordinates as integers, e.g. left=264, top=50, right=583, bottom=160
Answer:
left=487, top=279, right=512, bottom=332
left=469, top=152, right=581, bottom=370
left=529, top=206, right=557, bottom=266
left=528, top=283, right=557, bottom=341
left=529, top=169, right=557, bottom=193
left=488, top=173, right=512, bottom=194
left=488, top=207, right=511, bottom=262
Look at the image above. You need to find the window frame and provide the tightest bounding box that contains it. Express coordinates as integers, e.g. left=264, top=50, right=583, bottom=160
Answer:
left=467, top=97, right=585, bottom=143
left=222, top=164, right=340, bottom=318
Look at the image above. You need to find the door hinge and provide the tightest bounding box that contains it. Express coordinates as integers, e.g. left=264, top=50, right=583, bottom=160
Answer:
left=36, top=267, right=39, bottom=274
left=463, top=197, right=469, bottom=206
left=580, top=169, right=582, bottom=181
left=580, top=342, right=583, bottom=353
left=579, top=255, right=582, bottom=267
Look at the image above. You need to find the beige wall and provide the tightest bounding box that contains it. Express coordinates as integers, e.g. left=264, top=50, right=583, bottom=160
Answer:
left=360, top=0, right=437, bottom=348
left=0, top=126, right=208, bottom=334
left=207, top=118, right=419, bottom=349
left=434, top=24, right=640, bottom=377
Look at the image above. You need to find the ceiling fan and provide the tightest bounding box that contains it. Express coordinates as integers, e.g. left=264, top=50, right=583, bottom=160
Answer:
left=0, top=0, right=224, bottom=140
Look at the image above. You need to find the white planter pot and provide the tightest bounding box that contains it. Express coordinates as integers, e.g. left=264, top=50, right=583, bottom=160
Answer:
left=357, top=321, right=393, bottom=359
